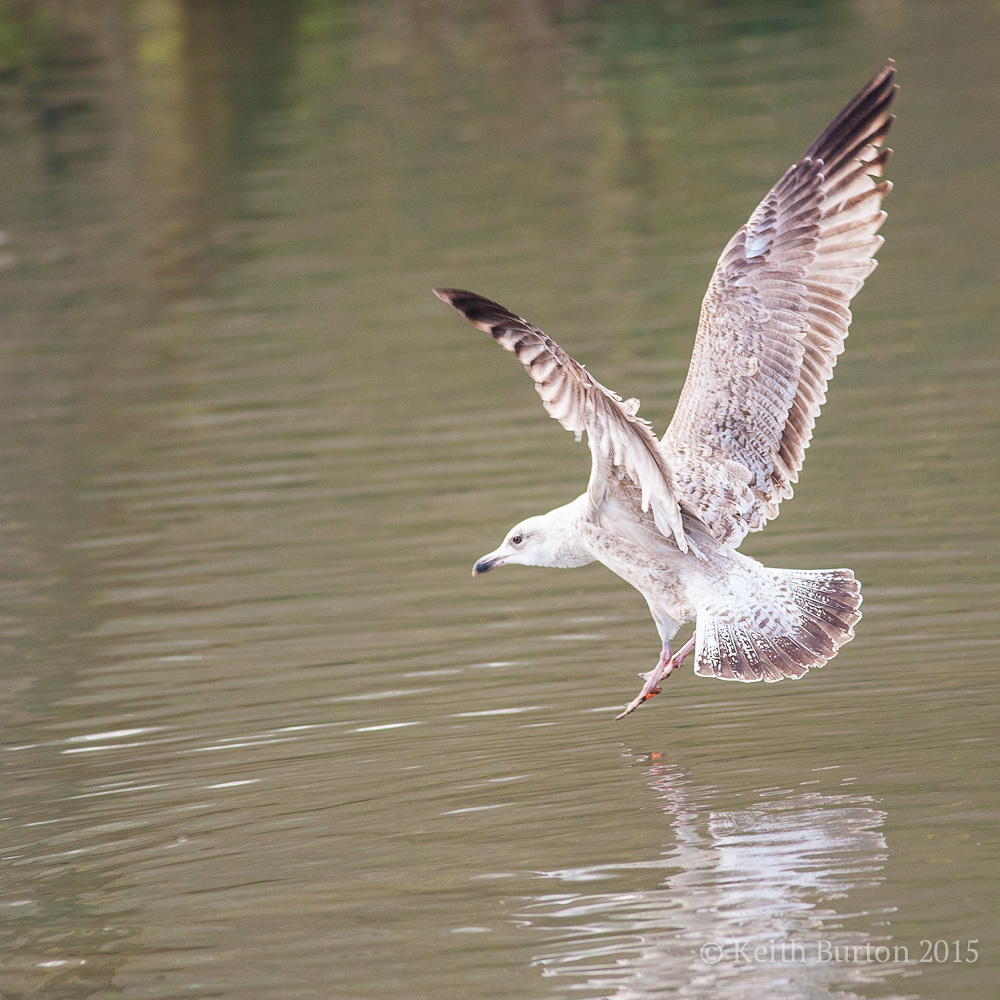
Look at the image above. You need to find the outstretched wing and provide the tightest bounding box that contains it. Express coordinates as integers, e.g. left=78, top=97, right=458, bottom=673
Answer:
left=435, top=288, right=690, bottom=551
left=663, top=60, right=897, bottom=547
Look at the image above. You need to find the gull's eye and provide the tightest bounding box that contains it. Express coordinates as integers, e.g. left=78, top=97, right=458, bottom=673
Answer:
left=511, top=533, right=523, bottom=546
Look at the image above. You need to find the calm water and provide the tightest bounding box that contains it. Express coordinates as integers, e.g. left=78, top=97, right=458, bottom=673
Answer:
left=0, top=2, right=998, bottom=998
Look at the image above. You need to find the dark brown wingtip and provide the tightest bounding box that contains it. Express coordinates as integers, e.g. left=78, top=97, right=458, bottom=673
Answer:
left=862, top=58, right=897, bottom=94
left=434, top=287, right=498, bottom=311
left=432, top=288, right=524, bottom=335
left=804, top=59, right=898, bottom=168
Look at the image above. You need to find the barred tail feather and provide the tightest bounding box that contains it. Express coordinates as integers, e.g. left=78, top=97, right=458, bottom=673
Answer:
left=694, top=568, right=862, bottom=682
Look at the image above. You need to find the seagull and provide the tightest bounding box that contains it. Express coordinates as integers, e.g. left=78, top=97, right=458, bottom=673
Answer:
left=435, top=61, right=896, bottom=719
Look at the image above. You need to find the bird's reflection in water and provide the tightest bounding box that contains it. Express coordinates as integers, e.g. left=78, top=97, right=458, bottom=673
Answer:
left=519, top=758, right=917, bottom=999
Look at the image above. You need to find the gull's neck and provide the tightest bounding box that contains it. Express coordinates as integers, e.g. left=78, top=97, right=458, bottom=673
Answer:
left=537, top=495, right=595, bottom=569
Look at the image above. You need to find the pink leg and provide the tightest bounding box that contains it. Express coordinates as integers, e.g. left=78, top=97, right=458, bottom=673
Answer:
left=671, top=633, right=696, bottom=670
left=614, top=631, right=697, bottom=721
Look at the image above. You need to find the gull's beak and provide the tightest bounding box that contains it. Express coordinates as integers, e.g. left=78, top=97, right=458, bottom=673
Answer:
left=472, top=552, right=505, bottom=576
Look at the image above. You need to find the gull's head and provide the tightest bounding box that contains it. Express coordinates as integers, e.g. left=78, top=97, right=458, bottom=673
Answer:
left=472, top=515, right=560, bottom=576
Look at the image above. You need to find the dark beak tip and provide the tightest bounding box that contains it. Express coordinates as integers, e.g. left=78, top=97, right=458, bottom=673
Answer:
left=472, top=557, right=497, bottom=576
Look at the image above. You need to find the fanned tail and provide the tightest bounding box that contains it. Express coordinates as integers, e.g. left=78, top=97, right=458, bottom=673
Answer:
left=694, top=566, right=862, bottom=682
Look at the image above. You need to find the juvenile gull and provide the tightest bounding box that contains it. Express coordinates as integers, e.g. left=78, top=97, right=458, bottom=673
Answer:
left=435, top=61, right=896, bottom=719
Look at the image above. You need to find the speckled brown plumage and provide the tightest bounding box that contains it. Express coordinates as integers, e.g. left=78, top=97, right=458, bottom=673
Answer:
left=435, top=62, right=893, bottom=715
